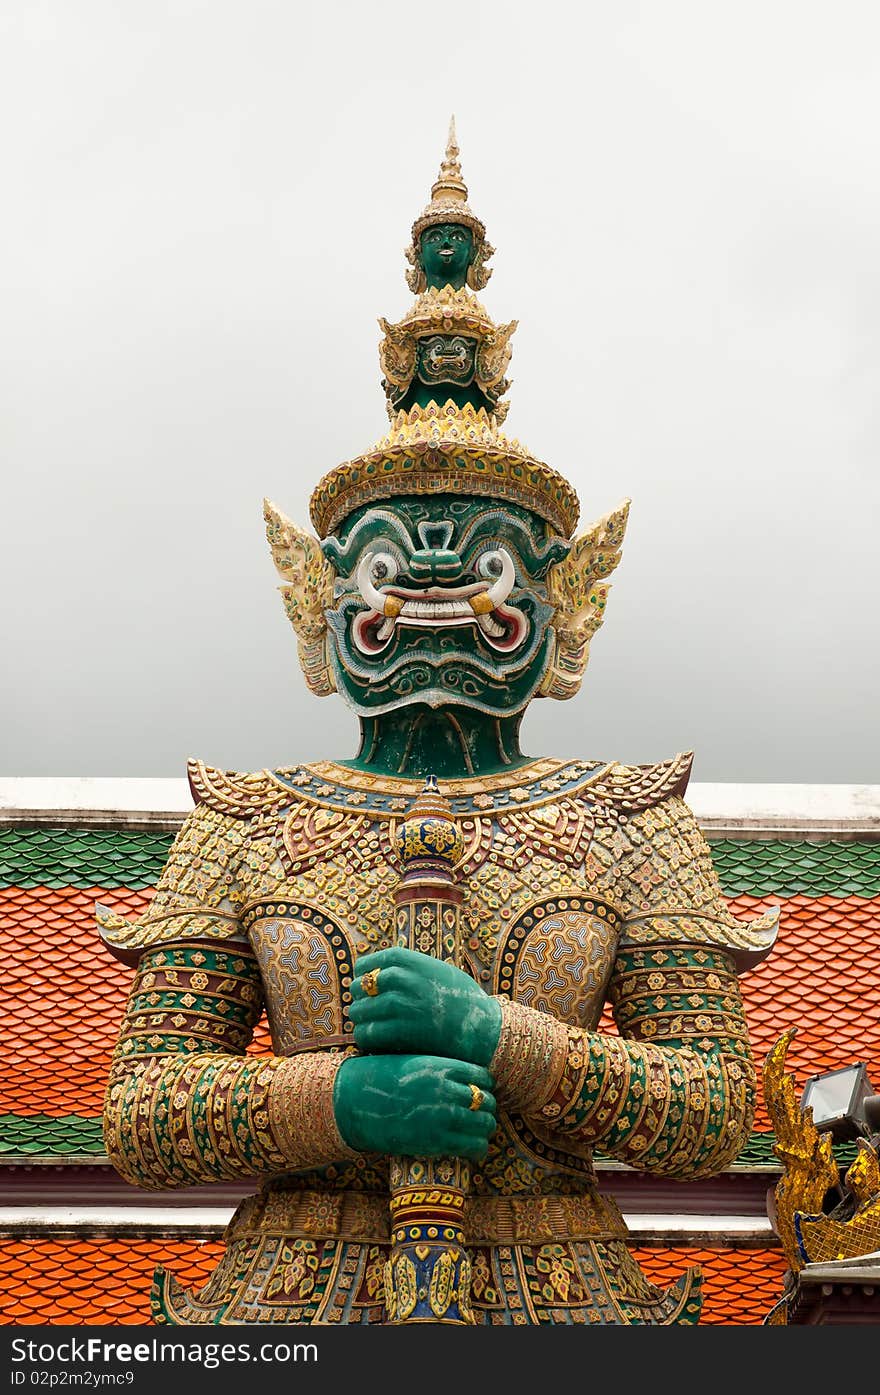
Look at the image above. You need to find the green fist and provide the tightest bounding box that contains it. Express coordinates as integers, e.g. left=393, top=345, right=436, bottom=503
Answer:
left=333, top=1054, right=496, bottom=1161
left=348, top=947, right=503, bottom=1065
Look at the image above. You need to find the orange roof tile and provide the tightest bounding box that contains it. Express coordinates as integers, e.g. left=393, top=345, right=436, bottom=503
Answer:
left=733, top=894, right=880, bottom=1130
left=0, top=886, right=272, bottom=1117
left=0, top=1238, right=784, bottom=1325
left=0, top=1239, right=225, bottom=1325
left=633, top=1246, right=787, bottom=1324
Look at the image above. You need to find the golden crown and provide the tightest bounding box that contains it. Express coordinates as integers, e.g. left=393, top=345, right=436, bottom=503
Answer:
left=308, top=401, right=580, bottom=539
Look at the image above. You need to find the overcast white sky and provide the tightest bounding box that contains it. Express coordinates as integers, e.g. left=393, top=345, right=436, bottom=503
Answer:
left=1, top=1, right=878, bottom=781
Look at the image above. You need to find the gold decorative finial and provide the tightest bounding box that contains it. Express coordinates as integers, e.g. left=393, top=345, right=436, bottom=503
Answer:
left=431, top=115, right=468, bottom=205
left=396, top=775, right=465, bottom=881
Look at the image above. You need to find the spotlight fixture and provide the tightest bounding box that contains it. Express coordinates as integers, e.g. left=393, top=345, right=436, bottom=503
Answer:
left=801, top=1063, right=880, bottom=1142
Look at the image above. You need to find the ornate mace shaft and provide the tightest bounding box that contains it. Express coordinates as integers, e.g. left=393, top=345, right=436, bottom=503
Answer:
left=384, top=775, right=475, bottom=1325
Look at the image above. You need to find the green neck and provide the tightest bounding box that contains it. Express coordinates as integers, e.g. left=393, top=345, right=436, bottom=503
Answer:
left=400, top=381, right=488, bottom=413
left=343, top=707, right=529, bottom=779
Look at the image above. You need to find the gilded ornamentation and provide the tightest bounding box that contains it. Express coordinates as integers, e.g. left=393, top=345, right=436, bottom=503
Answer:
left=378, top=287, right=516, bottom=419
left=539, top=501, right=630, bottom=700
left=263, top=499, right=336, bottom=697
left=498, top=904, right=619, bottom=1028
left=103, top=943, right=352, bottom=1192
left=247, top=910, right=352, bottom=1053
left=405, top=117, right=493, bottom=293
left=489, top=940, right=756, bottom=1179
left=764, top=1029, right=880, bottom=1277
left=385, top=780, right=476, bottom=1324
left=309, top=401, right=580, bottom=540
left=97, top=803, right=254, bottom=962
left=186, top=760, right=291, bottom=819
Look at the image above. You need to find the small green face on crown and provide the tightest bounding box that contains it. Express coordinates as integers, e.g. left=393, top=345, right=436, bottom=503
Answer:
left=321, top=495, right=570, bottom=719
left=419, top=224, right=475, bottom=291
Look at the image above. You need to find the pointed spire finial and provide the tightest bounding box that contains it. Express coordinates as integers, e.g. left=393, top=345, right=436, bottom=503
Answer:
left=431, top=114, right=468, bottom=204
left=446, top=114, right=458, bottom=162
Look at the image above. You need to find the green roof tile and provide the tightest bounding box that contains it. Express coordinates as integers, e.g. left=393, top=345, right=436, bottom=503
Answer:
left=731, top=1130, right=858, bottom=1169
left=0, top=1114, right=105, bottom=1156
left=1, top=826, right=879, bottom=896
left=709, top=839, right=880, bottom=897
left=0, top=827, right=174, bottom=889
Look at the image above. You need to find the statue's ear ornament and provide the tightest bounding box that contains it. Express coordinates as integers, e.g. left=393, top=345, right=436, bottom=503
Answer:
left=263, top=499, right=337, bottom=697
left=404, top=244, right=427, bottom=295
left=466, top=239, right=494, bottom=292
left=539, top=499, right=631, bottom=701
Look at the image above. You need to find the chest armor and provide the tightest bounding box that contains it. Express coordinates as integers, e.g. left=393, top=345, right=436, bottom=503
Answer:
left=242, top=762, right=624, bottom=1060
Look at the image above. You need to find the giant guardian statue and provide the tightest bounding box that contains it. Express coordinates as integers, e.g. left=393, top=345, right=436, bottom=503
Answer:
left=99, top=122, right=777, bottom=1325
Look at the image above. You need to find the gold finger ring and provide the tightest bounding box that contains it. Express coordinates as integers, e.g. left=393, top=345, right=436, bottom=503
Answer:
left=468, top=1084, right=484, bottom=1111
left=362, top=969, right=381, bottom=997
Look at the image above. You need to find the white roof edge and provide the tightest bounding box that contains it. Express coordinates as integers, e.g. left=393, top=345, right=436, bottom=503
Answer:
left=0, top=777, right=878, bottom=829
left=0, top=778, right=194, bottom=814
left=0, top=1206, right=235, bottom=1229
left=621, top=1212, right=774, bottom=1234
left=0, top=1204, right=774, bottom=1238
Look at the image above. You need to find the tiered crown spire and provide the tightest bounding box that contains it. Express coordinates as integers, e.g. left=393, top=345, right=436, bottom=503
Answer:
left=417, top=118, right=481, bottom=230
left=309, top=123, right=582, bottom=540
left=406, top=118, right=493, bottom=293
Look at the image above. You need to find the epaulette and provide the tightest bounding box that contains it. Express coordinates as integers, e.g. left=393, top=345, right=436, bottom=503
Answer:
left=586, top=752, right=694, bottom=815
left=186, top=758, right=288, bottom=820
left=96, top=902, right=252, bottom=967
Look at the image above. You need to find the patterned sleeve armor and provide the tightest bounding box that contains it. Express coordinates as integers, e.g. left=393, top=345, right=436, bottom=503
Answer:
left=490, top=787, right=777, bottom=1178
left=99, top=794, right=355, bottom=1189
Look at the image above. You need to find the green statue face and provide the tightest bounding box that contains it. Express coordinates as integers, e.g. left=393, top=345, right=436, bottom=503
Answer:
left=322, top=496, right=570, bottom=718
left=419, top=224, right=475, bottom=290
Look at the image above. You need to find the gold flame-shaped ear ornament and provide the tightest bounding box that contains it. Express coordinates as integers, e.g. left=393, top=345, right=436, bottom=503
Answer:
left=263, top=499, right=336, bottom=697
left=539, top=499, right=630, bottom=700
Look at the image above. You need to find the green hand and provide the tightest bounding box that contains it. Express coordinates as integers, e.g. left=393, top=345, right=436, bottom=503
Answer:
left=333, top=1054, right=496, bottom=1161
left=348, top=947, right=503, bottom=1065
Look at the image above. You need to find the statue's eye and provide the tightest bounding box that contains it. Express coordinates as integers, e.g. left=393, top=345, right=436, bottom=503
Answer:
left=370, top=552, right=398, bottom=583
left=477, top=551, right=505, bottom=579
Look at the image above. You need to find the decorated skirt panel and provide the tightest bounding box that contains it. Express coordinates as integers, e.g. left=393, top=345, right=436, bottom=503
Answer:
left=153, top=1235, right=701, bottom=1326
left=151, top=1176, right=701, bottom=1325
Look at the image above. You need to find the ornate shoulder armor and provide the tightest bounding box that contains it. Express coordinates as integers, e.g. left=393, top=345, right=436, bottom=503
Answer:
left=608, top=784, right=778, bottom=972
left=586, top=752, right=694, bottom=814
left=187, top=758, right=290, bottom=820
left=96, top=761, right=286, bottom=966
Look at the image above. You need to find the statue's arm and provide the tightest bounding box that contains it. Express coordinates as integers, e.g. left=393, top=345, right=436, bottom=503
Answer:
left=490, top=943, right=753, bottom=1177
left=100, top=800, right=355, bottom=1189
left=488, top=794, right=777, bottom=1178
left=103, top=941, right=355, bottom=1189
